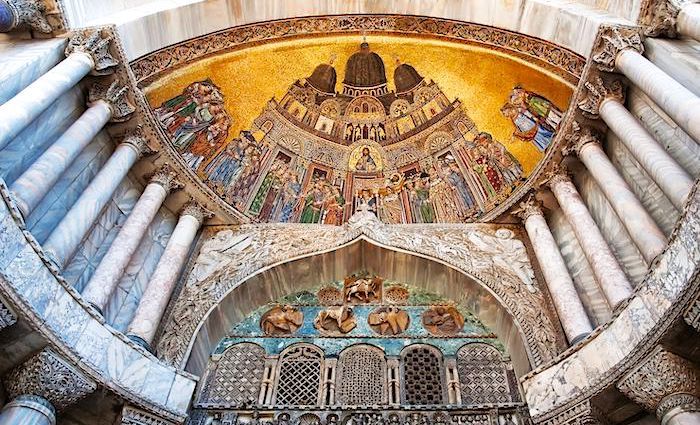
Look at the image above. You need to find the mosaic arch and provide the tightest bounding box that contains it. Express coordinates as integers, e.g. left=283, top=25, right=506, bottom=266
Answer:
left=145, top=33, right=573, bottom=224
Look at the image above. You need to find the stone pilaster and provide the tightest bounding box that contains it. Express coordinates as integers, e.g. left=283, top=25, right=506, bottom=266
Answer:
left=65, top=29, right=119, bottom=75
left=591, top=25, right=644, bottom=72
left=617, top=346, right=700, bottom=424
left=118, top=405, right=175, bottom=425
left=88, top=80, right=136, bottom=122
left=0, top=0, right=51, bottom=33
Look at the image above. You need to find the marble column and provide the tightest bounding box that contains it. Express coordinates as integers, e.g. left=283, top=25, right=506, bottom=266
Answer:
left=0, top=0, right=51, bottom=33
left=0, top=348, right=96, bottom=425
left=640, top=0, right=700, bottom=43
left=677, top=3, right=700, bottom=42
left=546, top=170, right=634, bottom=309
left=569, top=123, right=668, bottom=263
left=515, top=196, right=593, bottom=344
left=0, top=30, right=118, bottom=151
left=126, top=201, right=211, bottom=350
left=580, top=77, right=693, bottom=210
left=9, top=80, right=134, bottom=219
left=592, top=26, right=700, bottom=143
left=42, top=133, right=149, bottom=269
left=617, top=346, right=700, bottom=425
left=81, top=165, right=183, bottom=313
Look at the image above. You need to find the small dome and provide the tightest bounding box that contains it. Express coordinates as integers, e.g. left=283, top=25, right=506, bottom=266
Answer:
left=343, top=42, right=387, bottom=88
left=307, top=63, right=337, bottom=94
left=394, top=63, right=423, bottom=93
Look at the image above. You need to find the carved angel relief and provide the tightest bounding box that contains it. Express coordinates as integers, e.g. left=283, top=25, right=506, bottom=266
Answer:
left=368, top=306, right=410, bottom=336
left=314, top=305, right=357, bottom=335
left=344, top=275, right=383, bottom=304
left=260, top=305, right=303, bottom=336
left=422, top=305, right=465, bottom=336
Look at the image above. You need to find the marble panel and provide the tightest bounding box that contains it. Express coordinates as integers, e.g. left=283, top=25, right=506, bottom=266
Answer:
left=0, top=38, right=67, bottom=104
left=118, top=352, right=152, bottom=391
left=74, top=319, right=114, bottom=371
left=105, top=336, right=141, bottom=383
left=141, top=361, right=176, bottom=406
left=644, top=37, right=700, bottom=98
left=3, top=245, right=58, bottom=317
left=0, top=210, right=26, bottom=269
left=167, top=373, right=196, bottom=413
left=43, top=290, right=92, bottom=346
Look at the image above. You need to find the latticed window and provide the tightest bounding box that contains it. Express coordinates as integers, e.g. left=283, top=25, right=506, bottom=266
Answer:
left=336, top=344, right=387, bottom=405
left=457, top=343, right=512, bottom=404
left=401, top=345, right=445, bottom=405
left=201, top=343, right=265, bottom=406
left=274, top=344, right=324, bottom=406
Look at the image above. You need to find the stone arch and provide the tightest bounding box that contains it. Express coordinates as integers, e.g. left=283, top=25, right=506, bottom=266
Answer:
left=336, top=344, right=387, bottom=406
left=198, top=342, right=266, bottom=406
left=456, top=342, right=514, bottom=405
left=400, top=343, right=446, bottom=406
left=273, top=343, right=324, bottom=407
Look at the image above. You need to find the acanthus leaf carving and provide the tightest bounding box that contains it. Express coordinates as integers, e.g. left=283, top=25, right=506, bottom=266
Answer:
left=65, top=29, right=119, bottom=74
left=577, top=77, right=624, bottom=119
left=592, top=26, right=644, bottom=72
left=88, top=80, right=136, bottom=122
left=639, top=0, right=680, bottom=38
left=1, top=0, right=52, bottom=33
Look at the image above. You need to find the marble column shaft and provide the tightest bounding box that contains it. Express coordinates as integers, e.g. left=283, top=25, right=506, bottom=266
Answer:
left=600, top=98, right=693, bottom=210
left=127, top=204, right=205, bottom=345
left=0, top=395, right=55, bottom=425
left=678, top=3, right=700, bottom=43
left=521, top=206, right=593, bottom=343
left=9, top=100, right=112, bottom=218
left=577, top=140, right=667, bottom=263
left=82, top=170, right=179, bottom=311
left=0, top=52, right=94, bottom=151
left=549, top=175, right=633, bottom=308
left=42, top=137, right=145, bottom=268
left=615, top=48, right=700, bottom=144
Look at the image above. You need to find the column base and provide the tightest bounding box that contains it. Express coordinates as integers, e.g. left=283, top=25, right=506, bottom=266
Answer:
left=0, top=394, right=56, bottom=425
left=126, top=333, right=154, bottom=354
left=569, top=332, right=590, bottom=346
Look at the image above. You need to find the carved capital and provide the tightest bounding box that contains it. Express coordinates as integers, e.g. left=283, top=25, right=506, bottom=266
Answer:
left=592, top=26, right=644, bottom=72
left=578, top=77, right=624, bottom=119
left=3, top=348, right=96, bottom=410
left=513, top=194, right=544, bottom=222
left=65, top=29, right=119, bottom=75
left=657, top=393, right=700, bottom=420
left=88, top=80, right=136, bottom=122
left=119, top=405, right=175, bottom=425
left=617, top=346, right=700, bottom=418
left=180, top=200, right=214, bottom=224
left=121, top=127, right=153, bottom=157
left=640, top=0, right=680, bottom=38
left=0, top=0, right=51, bottom=33
left=563, top=121, right=602, bottom=156
left=0, top=298, right=17, bottom=330
left=148, top=164, right=184, bottom=193
left=685, top=293, right=700, bottom=332
left=540, top=165, right=571, bottom=189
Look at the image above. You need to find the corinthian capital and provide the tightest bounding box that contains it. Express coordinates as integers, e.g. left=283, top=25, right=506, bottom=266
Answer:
left=563, top=121, right=602, bottom=156
left=0, top=0, right=52, bottom=33
left=3, top=348, right=96, bottom=410
left=148, top=164, right=184, bottom=193
left=121, top=127, right=153, bottom=157
left=617, top=346, right=700, bottom=419
left=88, top=80, right=136, bottom=122
left=513, top=194, right=544, bottom=222
left=541, top=165, right=571, bottom=189
left=65, top=29, right=119, bottom=75
left=578, top=77, right=624, bottom=119
left=181, top=200, right=214, bottom=224
left=640, top=0, right=680, bottom=37
left=592, top=26, right=644, bottom=72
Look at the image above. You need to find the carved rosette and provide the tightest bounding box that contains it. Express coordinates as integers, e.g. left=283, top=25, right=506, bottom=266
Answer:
left=617, top=346, right=700, bottom=418
left=3, top=348, right=96, bottom=410
left=180, top=200, right=214, bottom=225
left=578, top=77, right=624, bottom=119
left=640, top=0, right=680, bottom=38
left=512, top=194, right=544, bottom=222
left=148, top=164, right=184, bottom=193
left=119, top=405, right=175, bottom=425
left=592, top=25, right=644, bottom=72
left=65, top=29, right=119, bottom=75
left=88, top=80, right=136, bottom=122
left=0, top=0, right=51, bottom=33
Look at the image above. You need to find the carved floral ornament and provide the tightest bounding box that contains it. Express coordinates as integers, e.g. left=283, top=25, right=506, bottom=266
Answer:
left=156, top=212, right=561, bottom=367
left=591, top=25, right=644, bottom=72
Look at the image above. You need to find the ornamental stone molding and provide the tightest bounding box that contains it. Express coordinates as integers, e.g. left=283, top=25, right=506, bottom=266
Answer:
left=88, top=80, right=136, bottom=123
left=0, top=298, right=17, bottom=330
left=538, top=400, right=609, bottom=425
left=148, top=164, right=185, bottom=193
left=639, top=0, right=681, bottom=38
left=685, top=294, right=700, bottom=332
left=591, top=25, right=644, bottom=72
left=3, top=348, right=97, bottom=410
left=616, top=346, right=700, bottom=418
left=0, top=0, right=51, bottom=33
left=119, top=405, right=176, bottom=425
left=65, top=29, right=119, bottom=75
left=578, top=77, right=625, bottom=119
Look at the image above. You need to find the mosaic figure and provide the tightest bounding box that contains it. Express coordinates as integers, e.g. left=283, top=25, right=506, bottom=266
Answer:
left=500, top=85, right=563, bottom=151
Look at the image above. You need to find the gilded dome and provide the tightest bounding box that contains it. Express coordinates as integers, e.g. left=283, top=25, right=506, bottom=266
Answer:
left=307, top=63, right=337, bottom=94
left=394, top=62, right=423, bottom=93
left=343, top=42, right=387, bottom=88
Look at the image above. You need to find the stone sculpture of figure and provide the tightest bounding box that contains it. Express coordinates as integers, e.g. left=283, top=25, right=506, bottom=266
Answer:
left=260, top=305, right=303, bottom=336
left=467, top=228, right=537, bottom=293
left=344, top=276, right=381, bottom=303
left=422, top=305, right=465, bottom=336
left=314, top=305, right=357, bottom=334
left=368, top=306, right=410, bottom=335
left=277, top=414, right=290, bottom=425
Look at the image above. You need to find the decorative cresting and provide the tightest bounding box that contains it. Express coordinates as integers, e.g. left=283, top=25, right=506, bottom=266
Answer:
left=591, top=26, right=644, bottom=72
left=457, top=343, right=513, bottom=405
left=88, top=80, right=136, bottom=122
left=617, top=346, right=700, bottom=422
left=65, top=29, right=120, bottom=75
left=274, top=344, right=324, bottom=406
left=0, top=0, right=51, bottom=33
left=336, top=345, right=387, bottom=406
left=639, top=0, right=681, bottom=37
left=119, top=405, right=176, bottom=425
left=3, top=348, right=97, bottom=411
left=577, top=76, right=624, bottom=119
left=401, top=345, right=445, bottom=405
left=157, top=213, right=561, bottom=368
left=198, top=343, right=266, bottom=407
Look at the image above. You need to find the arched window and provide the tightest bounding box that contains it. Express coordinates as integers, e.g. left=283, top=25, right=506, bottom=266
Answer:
left=336, top=344, right=387, bottom=405
left=457, top=343, right=512, bottom=404
left=199, top=343, right=265, bottom=406
left=274, top=344, right=324, bottom=406
left=400, top=344, right=445, bottom=405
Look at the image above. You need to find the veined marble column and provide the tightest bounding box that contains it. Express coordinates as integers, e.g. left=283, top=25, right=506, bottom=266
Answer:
left=515, top=196, right=593, bottom=344
left=592, top=26, right=700, bottom=143
left=569, top=124, right=668, bottom=263
left=9, top=81, right=134, bottom=219
left=580, top=77, right=693, bottom=210
left=0, top=0, right=51, bottom=33
left=640, top=0, right=700, bottom=43
left=0, top=30, right=118, bottom=151
left=546, top=170, right=634, bottom=309
left=0, top=348, right=96, bottom=425
left=618, top=346, right=700, bottom=425
left=82, top=165, right=182, bottom=312
left=126, top=201, right=211, bottom=350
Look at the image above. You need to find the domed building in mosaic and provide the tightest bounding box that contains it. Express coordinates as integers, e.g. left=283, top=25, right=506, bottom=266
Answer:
left=0, top=1, right=698, bottom=425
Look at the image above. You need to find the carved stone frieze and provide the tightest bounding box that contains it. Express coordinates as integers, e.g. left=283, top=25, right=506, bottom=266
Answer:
left=88, top=80, right=136, bottom=122
left=0, top=0, right=51, bottom=33
left=65, top=29, right=119, bottom=75
left=591, top=25, right=644, bottom=72
left=639, top=0, right=681, bottom=38
left=0, top=298, right=17, bottom=330
left=616, top=346, right=700, bottom=417
left=577, top=77, right=624, bottom=119
left=538, top=400, right=609, bottom=425
left=120, top=405, right=176, bottom=425
left=3, top=348, right=97, bottom=410
left=685, top=293, right=700, bottom=332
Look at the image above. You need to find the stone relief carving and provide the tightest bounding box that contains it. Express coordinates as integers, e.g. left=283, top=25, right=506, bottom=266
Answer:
left=344, top=275, right=382, bottom=304
left=368, top=306, right=410, bottom=336
left=314, top=305, right=357, bottom=335
left=65, top=29, right=119, bottom=75
left=685, top=293, right=700, bottom=332
left=1, top=0, right=52, bottom=33
left=260, top=305, right=303, bottom=336
left=0, top=298, right=17, bottom=330
left=88, top=80, right=136, bottom=122
left=577, top=77, right=624, bottom=119
left=639, top=0, right=680, bottom=38
left=591, top=26, right=644, bottom=72
left=384, top=286, right=409, bottom=305
left=422, top=305, right=465, bottom=336
left=120, top=405, right=176, bottom=425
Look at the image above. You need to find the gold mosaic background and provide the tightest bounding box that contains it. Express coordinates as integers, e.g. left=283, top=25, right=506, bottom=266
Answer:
left=145, top=34, right=574, bottom=174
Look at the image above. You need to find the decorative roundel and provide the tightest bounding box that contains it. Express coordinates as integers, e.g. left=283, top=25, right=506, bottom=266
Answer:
left=317, top=286, right=343, bottom=306
left=422, top=305, right=465, bottom=336
left=319, top=99, right=341, bottom=118
left=426, top=131, right=453, bottom=153
left=368, top=306, right=410, bottom=336
left=259, top=305, right=303, bottom=336
left=384, top=285, right=409, bottom=305
left=389, top=99, right=411, bottom=118
left=278, top=135, right=302, bottom=154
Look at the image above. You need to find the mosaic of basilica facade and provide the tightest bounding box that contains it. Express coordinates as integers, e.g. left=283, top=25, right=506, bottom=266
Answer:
left=153, top=42, right=562, bottom=225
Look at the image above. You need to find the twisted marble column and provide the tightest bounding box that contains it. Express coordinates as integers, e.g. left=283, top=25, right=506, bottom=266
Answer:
left=126, top=201, right=210, bottom=350
left=0, top=30, right=118, bottom=151
left=547, top=171, right=633, bottom=309
left=9, top=80, right=134, bottom=219
left=42, top=133, right=149, bottom=269
left=82, top=165, right=182, bottom=312
left=570, top=125, right=667, bottom=263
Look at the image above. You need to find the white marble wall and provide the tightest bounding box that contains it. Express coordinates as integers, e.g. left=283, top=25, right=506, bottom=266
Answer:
left=0, top=38, right=67, bottom=105
left=644, top=37, right=700, bottom=98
